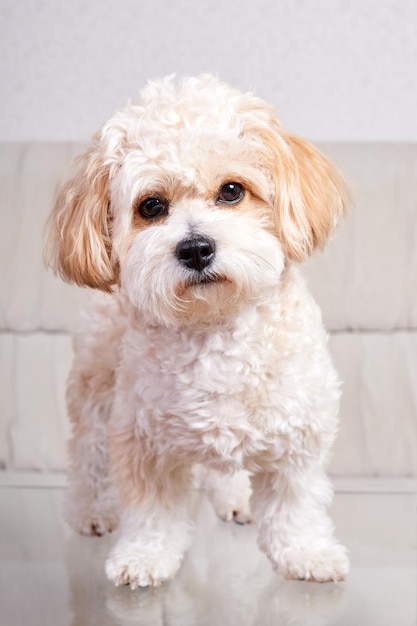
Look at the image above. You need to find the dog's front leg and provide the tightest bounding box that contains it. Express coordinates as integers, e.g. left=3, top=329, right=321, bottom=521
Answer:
left=105, top=420, right=194, bottom=588
left=251, top=465, right=349, bottom=582
left=105, top=464, right=194, bottom=588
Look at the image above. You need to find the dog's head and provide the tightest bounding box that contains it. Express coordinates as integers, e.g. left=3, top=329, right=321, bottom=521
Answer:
left=45, top=75, right=348, bottom=326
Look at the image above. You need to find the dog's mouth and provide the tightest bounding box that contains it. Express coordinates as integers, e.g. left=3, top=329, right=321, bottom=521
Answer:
left=189, top=274, right=226, bottom=286
left=176, top=272, right=230, bottom=296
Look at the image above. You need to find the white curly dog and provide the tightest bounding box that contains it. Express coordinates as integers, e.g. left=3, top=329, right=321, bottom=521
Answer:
left=46, top=75, right=350, bottom=588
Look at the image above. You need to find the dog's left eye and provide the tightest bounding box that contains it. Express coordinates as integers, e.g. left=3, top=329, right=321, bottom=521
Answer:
left=138, top=197, right=169, bottom=219
left=217, top=182, right=245, bottom=205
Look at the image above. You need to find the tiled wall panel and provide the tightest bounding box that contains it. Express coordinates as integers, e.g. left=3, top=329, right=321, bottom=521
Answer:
left=1, top=333, right=72, bottom=471
left=1, top=331, right=416, bottom=478
left=1, top=143, right=416, bottom=479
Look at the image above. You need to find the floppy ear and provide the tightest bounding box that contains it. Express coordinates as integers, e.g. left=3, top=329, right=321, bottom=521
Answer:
left=44, top=137, right=117, bottom=291
left=270, top=133, right=349, bottom=262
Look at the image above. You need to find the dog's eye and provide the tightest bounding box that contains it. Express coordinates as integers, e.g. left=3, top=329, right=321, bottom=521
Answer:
left=217, top=182, right=244, bottom=205
left=138, top=197, right=168, bottom=220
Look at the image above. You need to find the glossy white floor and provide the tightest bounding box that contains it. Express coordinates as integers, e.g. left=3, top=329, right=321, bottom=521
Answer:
left=0, top=484, right=415, bottom=626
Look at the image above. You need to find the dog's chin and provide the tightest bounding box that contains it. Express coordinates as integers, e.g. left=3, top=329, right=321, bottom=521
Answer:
left=168, top=275, right=244, bottom=326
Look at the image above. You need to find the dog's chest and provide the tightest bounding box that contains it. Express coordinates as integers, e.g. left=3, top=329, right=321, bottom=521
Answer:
left=137, top=309, right=281, bottom=406
left=123, top=305, right=315, bottom=468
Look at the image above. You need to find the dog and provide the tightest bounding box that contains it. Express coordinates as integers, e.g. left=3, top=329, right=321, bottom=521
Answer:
left=45, top=75, right=350, bottom=588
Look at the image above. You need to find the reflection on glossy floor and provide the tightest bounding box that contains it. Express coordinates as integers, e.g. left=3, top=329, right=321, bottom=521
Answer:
left=0, top=487, right=415, bottom=626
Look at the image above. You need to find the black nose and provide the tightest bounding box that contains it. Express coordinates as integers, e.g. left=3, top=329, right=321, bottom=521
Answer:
left=175, top=236, right=216, bottom=272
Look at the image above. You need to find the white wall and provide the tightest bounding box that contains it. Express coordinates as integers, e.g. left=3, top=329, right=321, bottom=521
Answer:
left=1, top=0, right=416, bottom=142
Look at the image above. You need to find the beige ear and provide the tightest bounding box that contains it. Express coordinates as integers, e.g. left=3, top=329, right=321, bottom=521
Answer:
left=271, top=133, right=349, bottom=262
left=44, top=138, right=117, bottom=290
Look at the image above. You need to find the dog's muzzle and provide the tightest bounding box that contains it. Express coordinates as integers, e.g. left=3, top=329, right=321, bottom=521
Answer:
left=175, top=235, right=216, bottom=272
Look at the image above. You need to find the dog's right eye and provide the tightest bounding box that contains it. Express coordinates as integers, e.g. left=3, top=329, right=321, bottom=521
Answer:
left=138, top=197, right=168, bottom=220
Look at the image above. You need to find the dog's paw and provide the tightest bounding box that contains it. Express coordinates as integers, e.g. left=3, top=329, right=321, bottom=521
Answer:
left=277, top=543, right=349, bottom=583
left=205, top=469, right=252, bottom=525
left=65, top=499, right=120, bottom=537
left=214, top=500, right=252, bottom=525
left=105, top=543, right=183, bottom=589
left=76, top=511, right=120, bottom=537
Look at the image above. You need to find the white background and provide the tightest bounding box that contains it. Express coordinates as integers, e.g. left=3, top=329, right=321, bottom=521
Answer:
left=1, top=0, right=416, bottom=142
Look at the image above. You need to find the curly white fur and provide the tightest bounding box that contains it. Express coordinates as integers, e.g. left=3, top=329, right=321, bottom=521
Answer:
left=45, top=74, right=350, bottom=586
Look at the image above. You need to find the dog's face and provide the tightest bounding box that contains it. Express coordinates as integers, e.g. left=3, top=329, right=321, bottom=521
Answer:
left=46, top=75, right=348, bottom=326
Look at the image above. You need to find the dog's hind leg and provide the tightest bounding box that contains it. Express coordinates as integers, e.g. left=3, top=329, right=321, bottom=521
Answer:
left=205, top=469, right=252, bottom=524
left=65, top=372, right=120, bottom=536
left=64, top=295, right=124, bottom=536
